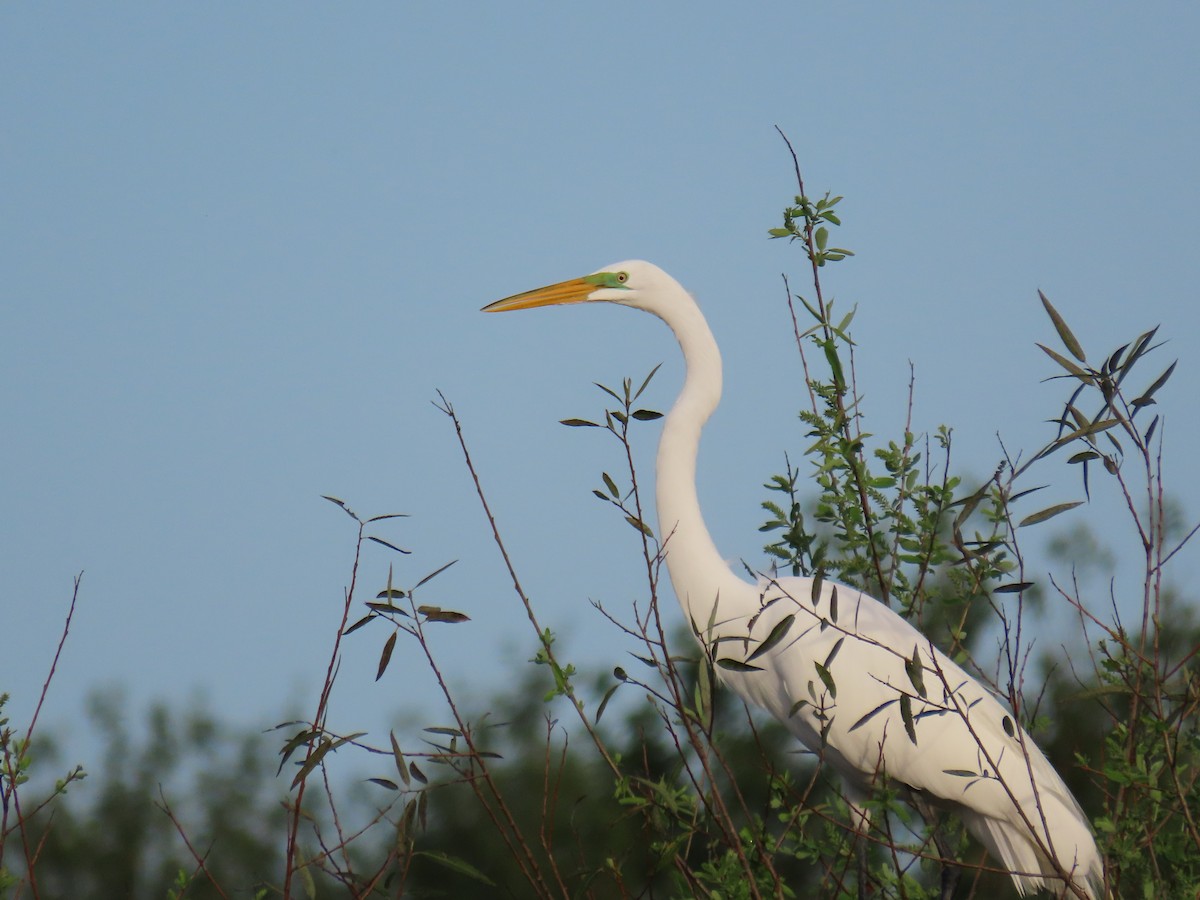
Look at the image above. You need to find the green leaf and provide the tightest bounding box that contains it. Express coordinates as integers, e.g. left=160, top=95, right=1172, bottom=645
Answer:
left=417, top=606, right=470, bottom=624
left=321, top=494, right=359, bottom=521
left=1133, top=360, right=1176, bottom=408
left=291, top=737, right=333, bottom=789
left=905, top=648, right=926, bottom=698
left=602, top=472, right=620, bottom=497
left=900, top=693, right=917, bottom=744
left=1036, top=343, right=1092, bottom=380
left=748, top=614, right=795, bottom=661
left=367, top=535, right=411, bottom=555
left=1019, top=501, right=1083, bottom=527
left=391, top=731, right=410, bottom=787
left=624, top=515, right=653, bottom=537
left=823, top=636, right=844, bottom=669
left=376, top=631, right=397, bottom=681
left=414, top=851, right=497, bottom=887
left=1039, top=291, right=1086, bottom=362
left=993, top=581, right=1035, bottom=594
left=415, top=559, right=457, bottom=588
left=631, top=409, right=663, bottom=420
left=343, top=613, right=375, bottom=635
left=560, top=418, right=600, bottom=427
left=814, top=662, right=836, bottom=699
left=716, top=658, right=764, bottom=673
left=634, top=363, right=663, bottom=400
left=596, top=682, right=621, bottom=723
left=366, top=512, right=410, bottom=523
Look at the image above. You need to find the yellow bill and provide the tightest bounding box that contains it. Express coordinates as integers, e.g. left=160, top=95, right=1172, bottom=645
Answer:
left=481, top=275, right=600, bottom=313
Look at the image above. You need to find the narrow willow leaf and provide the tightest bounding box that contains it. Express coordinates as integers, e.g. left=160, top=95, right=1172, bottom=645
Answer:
left=829, top=585, right=839, bottom=623
left=1019, top=501, right=1083, bottom=527
left=1129, top=326, right=1160, bottom=359
left=418, top=607, right=470, bottom=624
left=375, top=587, right=407, bottom=599
left=391, top=731, right=411, bottom=787
left=415, top=559, right=458, bottom=588
left=367, top=512, right=410, bottom=523
left=594, top=382, right=621, bottom=402
left=993, top=582, right=1035, bottom=594
left=1039, top=291, right=1086, bottom=362
left=1002, top=715, right=1016, bottom=738
left=1085, top=418, right=1121, bottom=437
left=1104, top=343, right=1128, bottom=376
left=276, top=729, right=317, bottom=776
left=625, top=515, right=653, bottom=537
left=900, top=693, right=917, bottom=744
left=823, top=636, right=845, bottom=669
left=905, top=648, right=926, bottom=698
left=366, top=601, right=409, bottom=616
left=1067, top=451, right=1099, bottom=464
left=376, top=632, right=397, bottom=681
left=1144, top=415, right=1159, bottom=445
left=368, top=778, right=399, bottom=790
left=1008, top=484, right=1049, bottom=504
left=716, top=658, right=764, bottom=673
left=849, top=698, right=897, bottom=731
left=943, top=768, right=978, bottom=778
left=321, top=495, right=359, bottom=521
left=602, top=472, right=619, bottom=497
left=1134, top=360, right=1176, bottom=407
left=1036, top=344, right=1091, bottom=380
left=823, top=341, right=845, bottom=390
left=343, top=613, right=375, bottom=635
left=367, top=535, right=412, bottom=555
left=596, top=682, right=621, bottom=723
left=631, top=409, right=663, bottom=421
left=789, top=698, right=810, bottom=718
left=408, top=762, right=427, bottom=785
left=291, top=737, right=333, bottom=789
left=814, top=662, right=837, bottom=699
left=560, top=418, right=600, bottom=427
left=749, top=614, right=795, bottom=661
left=696, top=657, right=713, bottom=728
left=413, top=850, right=500, bottom=886
left=423, top=726, right=462, bottom=737
left=634, top=362, right=663, bottom=400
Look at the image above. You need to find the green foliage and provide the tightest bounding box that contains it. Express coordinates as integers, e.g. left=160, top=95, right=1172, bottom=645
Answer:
left=5, top=158, right=1199, bottom=900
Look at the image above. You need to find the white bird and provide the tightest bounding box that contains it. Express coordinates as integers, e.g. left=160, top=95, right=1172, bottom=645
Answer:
left=483, top=260, right=1103, bottom=898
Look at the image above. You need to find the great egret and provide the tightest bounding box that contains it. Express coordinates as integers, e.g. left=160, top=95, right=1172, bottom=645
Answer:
left=483, top=260, right=1103, bottom=898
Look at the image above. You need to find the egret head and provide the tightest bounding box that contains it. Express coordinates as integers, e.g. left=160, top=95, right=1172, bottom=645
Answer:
left=482, top=260, right=678, bottom=315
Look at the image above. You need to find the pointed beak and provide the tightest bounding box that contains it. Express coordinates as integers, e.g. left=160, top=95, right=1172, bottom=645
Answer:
left=482, top=276, right=597, bottom=313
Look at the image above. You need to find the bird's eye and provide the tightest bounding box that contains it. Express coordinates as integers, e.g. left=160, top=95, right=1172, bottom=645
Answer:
left=616, top=272, right=629, bottom=283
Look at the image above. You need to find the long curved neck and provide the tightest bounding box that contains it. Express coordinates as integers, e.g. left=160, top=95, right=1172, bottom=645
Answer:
left=651, top=297, right=748, bottom=634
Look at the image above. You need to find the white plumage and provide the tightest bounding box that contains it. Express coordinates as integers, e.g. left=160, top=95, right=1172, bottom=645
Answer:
left=485, top=260, right=1103, bottom=897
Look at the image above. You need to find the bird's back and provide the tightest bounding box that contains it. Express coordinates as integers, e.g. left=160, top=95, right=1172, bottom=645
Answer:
left=700, top=574, right=1103, bottom=897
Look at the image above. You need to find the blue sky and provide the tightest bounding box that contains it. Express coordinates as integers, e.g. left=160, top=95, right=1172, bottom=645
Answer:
left=4, top=4, right=1198, bottom=765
